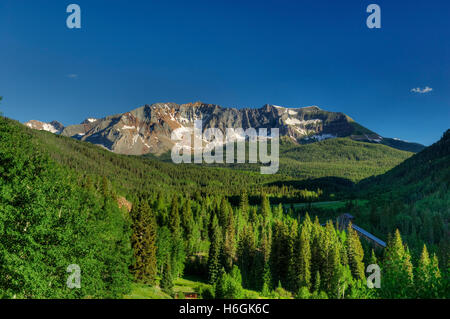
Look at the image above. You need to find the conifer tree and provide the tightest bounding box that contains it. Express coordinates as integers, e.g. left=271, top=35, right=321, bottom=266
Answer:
left=262, top=230, right=272, bottom=262
left=181, top=198, right=193, bottom=235
left=416, top=244, right=431, bottom=298
left=222, top=209, right=236, bottom=271
left=237, top=224, right=256, bottom=289
left=160, top=259, right=174, bottom=295
left=369, top=249, right=377, bottom=265
left=273, top=203, right=283, bottom=220
left=171, top=234, right=186, bottom=279
left=319, top=221, right=337, bottom=292
left=429, top=254, right=442, bottom=297
left=313, top=271, right=321, bottom=294
left=261, top=262, right=272, bottom=294
left=346, top=223, right=365, bottom=281
left=326, top=241, right=342, bottom=295
left=142, top=201, right=158, bottom=284
left=416, top=245, right=442, bottom=298
left=169, top=195, right=181, bottom=235
left=270, top=221, right=291, bottom=289
left=383, top=229, right=414, bottom=298
left=239, top=190, right=249, bottom=215
left=297, top=226, right=312, bottom=289
left=249, top=207, right=258, bottom=224
left=260, top=193, right=271, bottom=221
left=167, top=195, right=185, bottom=278
left=310, top=217, right=323, bottom=287
left=219, top=197, right=230, bottom=227
left=287, top=219, right=299, bottom=292
left=303, top=213, right=313, bottom=234
left=131, top=200, right=158, bottom=284
left=101, top=175, right=109, bottom=198
left=208, top=217, right=223, bottom=284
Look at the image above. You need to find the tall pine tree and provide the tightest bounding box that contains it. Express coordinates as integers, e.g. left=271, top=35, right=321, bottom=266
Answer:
left=131, top=200, right=158, bottom=284
left=346, top=223, right=365, bottom=281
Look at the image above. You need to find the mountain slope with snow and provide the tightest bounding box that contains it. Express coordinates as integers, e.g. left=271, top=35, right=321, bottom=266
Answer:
left=25, top=102, right=425, bottom=155
left=24, top=120, right=64, bottom=134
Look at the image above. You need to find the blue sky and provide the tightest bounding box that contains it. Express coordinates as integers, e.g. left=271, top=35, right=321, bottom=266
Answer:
left=0, top=0, right=448, bottom=145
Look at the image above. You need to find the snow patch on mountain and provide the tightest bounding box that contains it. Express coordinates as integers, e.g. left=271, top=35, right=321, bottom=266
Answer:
left=24, top=102, right=424, bottom=155
left=24, top=120, right=64, bottom=134
left=284, top=118, right=321, bottom=126
left=305, top=133, right=337, bottom=141
left=284, top=118, right=302, bottom=125
left=365, top=134, right=383, bottom=143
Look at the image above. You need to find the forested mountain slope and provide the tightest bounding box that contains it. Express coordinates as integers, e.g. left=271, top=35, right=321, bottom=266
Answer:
left=1, top=116, right=448, bottom=299
left=352, top=130, right=449, bottom=266
left=27, top=120, right=285, bottom=201
left=153, top=137, right=413, bottom=183
left=19, top=117, right=413, bottom=202
left=359, top=129, right=450, bottom=201
left=0, top=116, right=132, bottom=298
left=278, top=138, right=413, bottom=181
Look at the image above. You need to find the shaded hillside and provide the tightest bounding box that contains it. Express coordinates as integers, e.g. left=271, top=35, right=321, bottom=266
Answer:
left=279, top=138, right=413, bottom=181
left=195, top=137, right=414, bottom=183
left=352, top=130, right=449, bottom=266
left=16, top=118, right=289, bottom=202
left=359, top=129, right=450, bottom=201
left=11, top=116, right=413, bottom=202
left=379, top=137, right=425, bottom=153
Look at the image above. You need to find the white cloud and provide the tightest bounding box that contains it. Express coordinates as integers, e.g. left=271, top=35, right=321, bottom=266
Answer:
left=67, top=74, right=78, bottom=79
left=411, top=86, right=433, bottom=94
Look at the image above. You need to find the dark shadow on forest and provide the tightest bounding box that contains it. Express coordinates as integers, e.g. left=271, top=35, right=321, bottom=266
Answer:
left=267, top=176, right=356, bottom=194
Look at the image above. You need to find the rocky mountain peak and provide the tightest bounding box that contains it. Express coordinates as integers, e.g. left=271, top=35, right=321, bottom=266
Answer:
left=25, top=120, right=64, bottom=134
left=24, top=102, right=425, bottom=155
left=81, top=118, right=98, bottom=125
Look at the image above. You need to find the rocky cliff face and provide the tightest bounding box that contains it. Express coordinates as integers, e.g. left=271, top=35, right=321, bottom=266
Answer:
left=25, top=102, right=424, bottom=155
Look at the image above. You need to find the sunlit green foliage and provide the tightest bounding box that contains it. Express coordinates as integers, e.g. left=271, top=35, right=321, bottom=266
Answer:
left=0, top=117, right=132, bottom=298
left=0, top=113, right=447, bottom=299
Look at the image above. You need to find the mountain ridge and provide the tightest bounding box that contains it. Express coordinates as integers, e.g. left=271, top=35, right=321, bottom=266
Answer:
left=24, top=102, right=425, bottom=155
